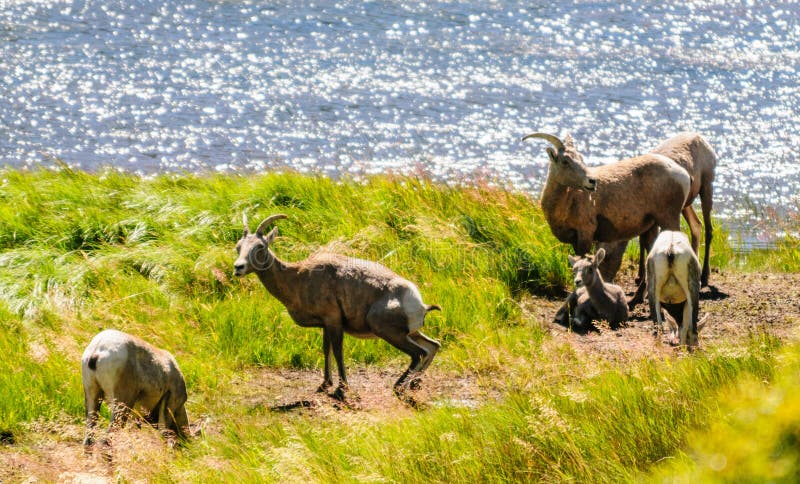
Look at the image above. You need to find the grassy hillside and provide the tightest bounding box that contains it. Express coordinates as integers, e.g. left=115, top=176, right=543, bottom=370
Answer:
left=0, top=168, right=798, bottom=482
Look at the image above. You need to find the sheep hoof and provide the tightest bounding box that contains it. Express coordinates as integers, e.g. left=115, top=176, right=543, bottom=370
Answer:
left=316, top=381, right=333, bottom=393
left=393, top=382, right=408, bottom=399
left=332, top=384, right=349, bottom=401
left=392, top=386, right=425, bottom=409
left=408, top=377, right=422, bottom=390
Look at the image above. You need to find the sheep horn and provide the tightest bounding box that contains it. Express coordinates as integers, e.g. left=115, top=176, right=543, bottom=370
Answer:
left=521, top=132, right=565, bottom=151
left=256, top=214, right=288, bottom=237
left=242, top=213, right=250, bottom=234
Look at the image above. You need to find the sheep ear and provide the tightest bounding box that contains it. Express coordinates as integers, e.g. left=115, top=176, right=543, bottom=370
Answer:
left=546, top=147, right=558, bottom=163
left=242, top=213, right=250, bottom=235
left=595, top=248, right=606, bottom=265
left=567, top=255, right=578, bottom=266
left=564, top=133, right=575, bottom=148
left=264, top=227, right=279, bottom=244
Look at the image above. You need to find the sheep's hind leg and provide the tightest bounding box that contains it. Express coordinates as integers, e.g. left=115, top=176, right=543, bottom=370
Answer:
left=700, top=187, right=714, bottom=287
left=407, top=332, right=440, bottom=389
left=83, top=383, right=103, bottom=448
left=374, top=324, right=427, bottom=394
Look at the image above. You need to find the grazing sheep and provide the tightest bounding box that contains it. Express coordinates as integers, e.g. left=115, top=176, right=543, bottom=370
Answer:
left=233, top=214, right=441, bottom=399
left=82, top=329, right=189, bottom=447
left=652, top=132, right=717, bottom=287
left=567, top=248, right=629, bottom=328
left=523, top=132, right=691, bottom=312
left=646, top=230, right=702, bottom=347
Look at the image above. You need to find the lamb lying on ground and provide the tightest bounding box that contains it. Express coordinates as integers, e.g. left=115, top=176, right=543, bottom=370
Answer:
left=559, top=248, right=629, bottom=329
left=81, top=329, right=189, bottom=447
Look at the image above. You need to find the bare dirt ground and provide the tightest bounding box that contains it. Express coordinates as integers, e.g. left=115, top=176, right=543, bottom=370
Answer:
left=528, top=268, right=800, bottom=362
left=2, top=269, right=799, bottom=482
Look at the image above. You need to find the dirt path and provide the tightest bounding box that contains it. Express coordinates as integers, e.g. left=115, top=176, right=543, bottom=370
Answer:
left=229, top=365, right=500, bottom=419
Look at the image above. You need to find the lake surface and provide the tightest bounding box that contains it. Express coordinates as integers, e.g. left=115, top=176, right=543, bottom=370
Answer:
left=1, top=1, right=798, bottom=244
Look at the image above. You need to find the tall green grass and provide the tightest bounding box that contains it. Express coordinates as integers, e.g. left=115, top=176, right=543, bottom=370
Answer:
left=0, top=169, right=567, bottom=431
left=650, top=340, right=800, bottom=482
left=0, top=168, right=798, bottom=481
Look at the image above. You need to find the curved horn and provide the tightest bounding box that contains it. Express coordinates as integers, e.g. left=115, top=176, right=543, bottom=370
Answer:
left=521, top=132, right=565, bottom=151
left=255, top=214, right=288, bottom=236
left=242, top=213, right=250, bottom=234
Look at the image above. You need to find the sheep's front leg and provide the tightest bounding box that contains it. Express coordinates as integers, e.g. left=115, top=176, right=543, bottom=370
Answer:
left=680, top=300, right=693, bottom=347
left=636, top=227, right=658, bottom=285
left=317, top=327, right=334, bottom=392
left=598, top=240, right=627, bottom=282
left=164, top=392, right=189, bottom=439
left=647, top=260, right=659, bottom=333
left=677, top=276, right=696, bottom=347
left=554, top=290, right=578, bottom=325
left=374, top=325, right=426, bottom=392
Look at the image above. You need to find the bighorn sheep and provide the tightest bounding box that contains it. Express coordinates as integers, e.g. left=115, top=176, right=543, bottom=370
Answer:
left=523, top=132, right=691, bottom=310
left=646, top=230, right=706, bottom=347
left=652, top=132, right=717, bottom=287
left=566, top=248, right=629, bottom=328
left=81, top=329, right=189, bottom=447
left=598, top=133, right=718, bottom=291
left=233, top=214, right=441, bottom=399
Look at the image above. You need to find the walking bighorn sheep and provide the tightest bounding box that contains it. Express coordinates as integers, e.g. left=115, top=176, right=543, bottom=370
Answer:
left=81, top=329, right=189, bottom=447
left=566, top=248, right=629, bottom=329
left=523, top=132, right=691, bottom=308
left=233, top=214, right=441, bottom=399
left=646, top=230, right=707, bottom=347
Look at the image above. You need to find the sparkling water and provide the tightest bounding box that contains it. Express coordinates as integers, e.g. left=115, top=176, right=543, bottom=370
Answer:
left=1, top=1, right=798, bottom=244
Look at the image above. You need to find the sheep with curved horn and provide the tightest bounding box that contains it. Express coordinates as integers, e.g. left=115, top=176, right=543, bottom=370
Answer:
left=523, top=132, right=691, bottom=313
left=233, top=213, right=441, bottom=402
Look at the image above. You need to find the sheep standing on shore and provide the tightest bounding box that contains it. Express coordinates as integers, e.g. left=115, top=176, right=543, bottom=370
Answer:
left=523, top=132, right=691, bottom=313
left=233, top=214, right=441, bottom=400
left=81, top=329, right=189, bottom=447
left=652, top=132, right=717, bottom=287
left=628, top=133, right=718, bottom=289
left=567, top=248, right=629, bottom=329
left=646, top=230, right=702, bottom=347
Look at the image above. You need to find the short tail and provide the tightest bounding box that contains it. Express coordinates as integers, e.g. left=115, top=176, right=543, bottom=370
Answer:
left=426, top=304, right=441, bottom=313
left=87, top=354, right=98, bottom=371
